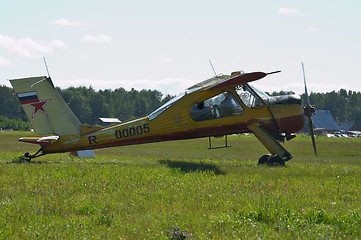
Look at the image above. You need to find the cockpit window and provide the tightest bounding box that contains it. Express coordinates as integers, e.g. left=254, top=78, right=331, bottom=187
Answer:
left=148, top=92, right=186, bottom=120
left=251, top=85, right=270, bottom=103
left=235, top=84, right=267, bottom=108
left=191, top=91, right=244, bottom=122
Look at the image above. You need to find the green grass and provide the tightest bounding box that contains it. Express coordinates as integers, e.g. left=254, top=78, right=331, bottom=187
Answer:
left=1, top=131, right=361, bottom=239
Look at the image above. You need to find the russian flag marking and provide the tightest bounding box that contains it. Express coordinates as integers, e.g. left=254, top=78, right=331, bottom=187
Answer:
left=17, top=92, right=40, bottom=104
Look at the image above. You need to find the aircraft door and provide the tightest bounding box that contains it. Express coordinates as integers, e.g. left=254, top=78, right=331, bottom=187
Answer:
left=190, top=91, right=244, bottom=122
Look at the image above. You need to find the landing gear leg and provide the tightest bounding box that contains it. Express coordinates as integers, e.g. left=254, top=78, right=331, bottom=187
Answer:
left=248, top=123, right=292, bottom=166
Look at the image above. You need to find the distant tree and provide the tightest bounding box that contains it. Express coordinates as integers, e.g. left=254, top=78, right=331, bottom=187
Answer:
left=0, top=85, right=26, bottom=120
left=0, top=116, right=31, bottom=130
left=56, top=86, right=171, bottom=124
left=266, top=91, right=295, bottom=96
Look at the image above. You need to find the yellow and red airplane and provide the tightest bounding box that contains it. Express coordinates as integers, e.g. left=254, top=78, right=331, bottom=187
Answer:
left=10, top=67, right=316, bottom=166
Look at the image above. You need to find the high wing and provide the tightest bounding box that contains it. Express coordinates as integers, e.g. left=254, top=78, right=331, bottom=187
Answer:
left=204, top=72, right=267, bottom=91
left=187, top=71, right=279, bottom=92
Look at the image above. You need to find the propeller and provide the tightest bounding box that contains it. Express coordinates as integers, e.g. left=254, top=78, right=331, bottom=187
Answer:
left=302, top=62, right=317, bottom=156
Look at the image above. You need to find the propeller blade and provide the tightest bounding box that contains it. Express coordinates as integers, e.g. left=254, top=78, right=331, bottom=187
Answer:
left=302, top=62, right=310, bottom=106
left=302, top=62, right=317, bottom=156
left=307, top=116, right=317, bottom=156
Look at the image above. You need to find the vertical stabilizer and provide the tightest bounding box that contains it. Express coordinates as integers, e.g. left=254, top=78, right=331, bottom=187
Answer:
left=10, top=76, right=81, bottom=136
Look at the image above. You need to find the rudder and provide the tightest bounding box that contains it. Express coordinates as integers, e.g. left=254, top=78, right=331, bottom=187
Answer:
left=10, top=76, right=81, bottom=136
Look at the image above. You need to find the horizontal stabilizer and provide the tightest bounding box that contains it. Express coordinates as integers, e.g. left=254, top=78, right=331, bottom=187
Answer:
left=19, top=136, right=59, bottom=146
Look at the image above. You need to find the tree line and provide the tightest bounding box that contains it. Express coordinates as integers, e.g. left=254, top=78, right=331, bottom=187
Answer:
left=0, top=85, right=172, bottom=130
left=1, top=84, right=361, bottom=130
left=56, top=86, right=172, bottom=124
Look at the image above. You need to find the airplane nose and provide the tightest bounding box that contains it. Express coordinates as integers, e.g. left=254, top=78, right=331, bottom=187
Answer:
left=269, top=94, right=302, bottom=105
left=277, top=111, right=305, bottom=133
left=269, top=94, right=305, bottom=133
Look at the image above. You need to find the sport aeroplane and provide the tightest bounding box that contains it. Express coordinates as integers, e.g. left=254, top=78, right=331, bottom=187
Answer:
left=10, top=65, right=316, bottom=166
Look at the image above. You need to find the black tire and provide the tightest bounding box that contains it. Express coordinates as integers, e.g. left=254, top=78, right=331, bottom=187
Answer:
left=267, top=155, right=285, bottom=166
left=258, top=154, right=272, bottom=165
left=24, top=152, right=31, bottom=162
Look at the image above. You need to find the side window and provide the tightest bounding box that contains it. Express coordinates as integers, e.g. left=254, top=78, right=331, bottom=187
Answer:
left=191, top=91, right=244, bottom=122
left=235, top=85, right=264, bottom=108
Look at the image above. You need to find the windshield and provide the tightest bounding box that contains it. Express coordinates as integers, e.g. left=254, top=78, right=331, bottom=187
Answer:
left=235, top=84, right=269, bottom=108
left=148, top=92, right=186, bottom=120
left=249, top=84, right=270, bottom=103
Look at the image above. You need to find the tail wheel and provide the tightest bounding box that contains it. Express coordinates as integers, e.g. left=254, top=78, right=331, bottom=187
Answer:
left=24, top=152, right=31, bottom=162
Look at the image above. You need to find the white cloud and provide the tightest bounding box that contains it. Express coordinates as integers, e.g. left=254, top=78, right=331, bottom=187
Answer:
left=278, top=7, right=299, bottom=15
left=50, top=18, right=89, bottom=26
left=82, top=34, right=113, bottom=44
left=0, top=34, right=67, bottom=58
left=81, top=56, right=91, bottom=62
left=0, top=56, right=12, bottom=66
left=160, top=57, right=172, bottom=63
left=307, top=26, right=319, bottom=32
left=48, top=39, right=68, bottom=48
left=0, top=34, right=52, bottom=58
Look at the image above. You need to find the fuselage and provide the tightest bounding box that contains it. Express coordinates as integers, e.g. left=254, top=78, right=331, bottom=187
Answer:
left=42, top=84, right=304, bottom=154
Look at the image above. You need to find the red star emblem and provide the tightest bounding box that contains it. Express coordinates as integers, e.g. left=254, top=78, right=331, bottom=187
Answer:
left=28, top=100, right=50, bottom=117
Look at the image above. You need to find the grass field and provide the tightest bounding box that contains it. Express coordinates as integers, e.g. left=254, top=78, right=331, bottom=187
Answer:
left=1, top=131, right=361, bottom=239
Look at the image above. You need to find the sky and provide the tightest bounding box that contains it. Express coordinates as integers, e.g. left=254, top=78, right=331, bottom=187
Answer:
left=0, top=0, right=360, bottom=96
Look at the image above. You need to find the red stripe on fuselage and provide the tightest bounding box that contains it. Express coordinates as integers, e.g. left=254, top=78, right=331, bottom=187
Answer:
left=277, top=114, right=305, bottom=133
left=47, top=119, right=279, bottom=154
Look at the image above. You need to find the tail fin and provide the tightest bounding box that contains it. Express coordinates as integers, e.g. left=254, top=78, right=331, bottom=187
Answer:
left=10, top=76, right=81, bottom=136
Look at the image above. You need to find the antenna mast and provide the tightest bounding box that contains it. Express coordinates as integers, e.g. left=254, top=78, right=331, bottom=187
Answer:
left=209, top=59, right=218, bottom=80
left=43, top=57, right=51, bottom=78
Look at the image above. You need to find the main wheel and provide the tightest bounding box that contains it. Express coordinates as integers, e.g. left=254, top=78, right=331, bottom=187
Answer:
left=258, top=154, right=272, bottom=165
left=267, top=155, right=285, bottom=166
